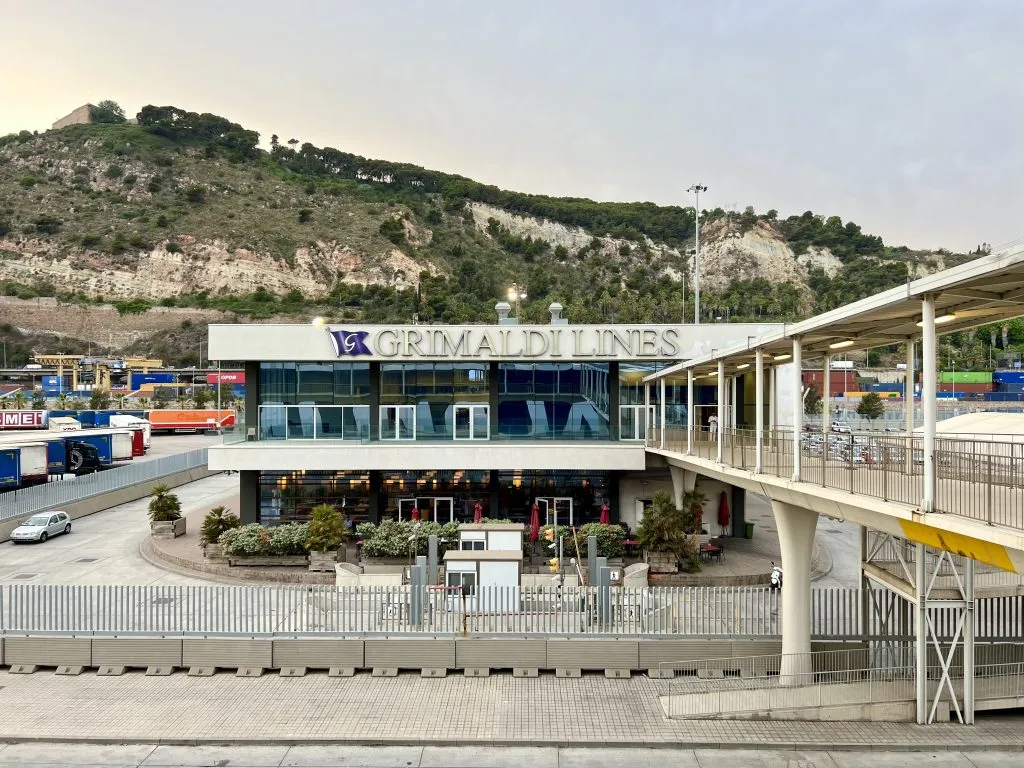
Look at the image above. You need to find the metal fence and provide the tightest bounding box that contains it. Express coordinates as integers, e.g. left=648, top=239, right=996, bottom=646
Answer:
left=2, top=583, right=1022, bottom=640
left=0, top=448, right=209, bottom=521
left=654, top=427, right=1024, bottom=531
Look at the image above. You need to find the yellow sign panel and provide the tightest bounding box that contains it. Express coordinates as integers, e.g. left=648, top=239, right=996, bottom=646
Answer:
left=899, top=520, right=1016, bottom=573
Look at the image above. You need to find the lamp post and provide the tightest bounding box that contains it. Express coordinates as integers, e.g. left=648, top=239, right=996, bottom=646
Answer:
left=687, top=184, right=708, bottom=324
left=507, top=284, right=527, bottom=319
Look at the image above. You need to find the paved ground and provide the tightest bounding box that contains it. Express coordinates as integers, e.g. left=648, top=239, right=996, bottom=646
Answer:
left=0, top=671, right=1021, bottom=751
left=0, top=743, right=1020, bottom=767
left=138, top=433, right=222, bottom=462
left=0, top=473, right=237, bottom=586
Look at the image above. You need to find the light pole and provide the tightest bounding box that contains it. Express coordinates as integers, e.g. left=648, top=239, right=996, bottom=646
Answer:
left=507, top=284, right=527, bottom=319
left=687, top=184, right=708, bottom=324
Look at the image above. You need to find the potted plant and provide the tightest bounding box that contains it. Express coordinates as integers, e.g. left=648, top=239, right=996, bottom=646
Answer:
left=680, top=489, right=710, bottom=544
left=199, top=505, right=239, bottom=558
left=219, top=522, right=310, bottom=566
left=148, top=483, right=185, bottom=538
left=305, top=503, right=348, bottom=571
left=636, top=491, right=697, bottom=573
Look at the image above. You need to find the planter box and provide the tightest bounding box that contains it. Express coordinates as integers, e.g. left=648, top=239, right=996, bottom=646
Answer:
left=645, top=550, right=678, bottom=574
left=309, top=550, right=338, bottom=572
left=228, top=555, right=308, bottom=567
left=151, top=518, right=186, bottom=540
left=203, top=543, right=229, bottom=562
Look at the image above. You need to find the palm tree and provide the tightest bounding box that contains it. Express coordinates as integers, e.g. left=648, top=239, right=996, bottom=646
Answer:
left=55, top=393, right=69, bottom=409
left=11, top=391, right=27, bottom=410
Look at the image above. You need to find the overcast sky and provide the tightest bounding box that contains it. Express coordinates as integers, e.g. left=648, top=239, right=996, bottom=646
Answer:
left=3, top=0, right=1021, bottom=252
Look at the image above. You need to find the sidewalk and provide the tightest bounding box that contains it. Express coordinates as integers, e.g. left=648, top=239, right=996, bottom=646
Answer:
left=0, top=670, right=1021, bottom=749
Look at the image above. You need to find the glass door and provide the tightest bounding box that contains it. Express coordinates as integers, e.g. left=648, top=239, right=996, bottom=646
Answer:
left=454, top=404, right=489, bottom=440
left=535, top=496, right=574, bottom=527
left=620, top=405, right=658, bottom=440
left=380, top=405, right=416, bottom=440
left=433, top=497, right=455, bottom=523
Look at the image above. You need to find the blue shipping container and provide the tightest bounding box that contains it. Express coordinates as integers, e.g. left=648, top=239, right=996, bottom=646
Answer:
left=46, top=440, right=67, bottom=473
left=129, top=372, right=176, bottom=389
left=983, top=392, right=1024, bottom=402
left=0, top=448, right=21, bottom=490
left=993, top=371, right=1024, bottom=384
left=996, top=383, right=1024, bottom=393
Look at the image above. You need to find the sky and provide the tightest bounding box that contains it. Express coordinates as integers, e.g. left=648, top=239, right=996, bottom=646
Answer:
left=2, top=0, right=1021, bottom=252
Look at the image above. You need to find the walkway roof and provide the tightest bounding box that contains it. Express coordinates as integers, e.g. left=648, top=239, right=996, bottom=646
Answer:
left=648, top=243, right=1024, bottom=381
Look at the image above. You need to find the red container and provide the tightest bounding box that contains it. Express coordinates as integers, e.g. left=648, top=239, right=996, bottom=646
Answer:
left=938, top=382, right=993, bottom=394
left=803, top=371, right=857, bottom=392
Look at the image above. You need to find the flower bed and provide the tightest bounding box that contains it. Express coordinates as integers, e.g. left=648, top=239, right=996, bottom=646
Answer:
left=219, top=523, right=310, bottom=558
left=356, top=520, right=460, bottom=558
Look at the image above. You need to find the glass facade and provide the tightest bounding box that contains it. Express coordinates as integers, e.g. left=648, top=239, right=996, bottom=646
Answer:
left=379, top=469, right=491, bottom=522
left=498, top=362, right=609, bottom=440
left=381, top=363, right=488, bottom=441
left=499, top=470, right=609, bottom=525
left=260, top=363, right=371, bottom=439
left=619, top=362, right=688, bottom=438
left=259, top=470, right=370, bottom=525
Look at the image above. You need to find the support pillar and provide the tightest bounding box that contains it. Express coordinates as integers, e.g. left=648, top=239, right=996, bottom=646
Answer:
left=369, top=362, right=381, bottom=442
left=238, top=470, right=260, bottom=524
left=905, top=339, right=915, bottom=473
left=644, top=379, right=651, bottom=443
left=792, top=338, right=803, bottom=482
left=686, top=368, right=694, bottom=455
left=489, top=469, right=500, bottom=518
left=668, top=465, right=696, bottom=510
left=608, top=361, right=620, bottom=441
left=772, top=500, right=818, bottom=685
left=488, top=362, right=500, bottom=442
left=729, top=376, right=737, bottom=429
left=921, top=296, right=937, bottom=511
left=659, top=378, right=666, bottom=449
left=755, top=348, right=764, bottom=473
left=716, top=360, right=725, bottom=462
left=915, top=542, right=927, bottom=724
left=369, top=470, right=383, bottom=524
left=822, top=354, right=832, bottom=434
left=965, top=557, right=975, bottom=724
left=243, top=361, right=260, bottom=434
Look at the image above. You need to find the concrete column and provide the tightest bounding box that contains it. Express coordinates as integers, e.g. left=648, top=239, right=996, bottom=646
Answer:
left=730, top=376, right=738, bottom=429
left=730, top=485, right=746, bottom=539
left=770, top=365, right=778, bottom=431
left=716, top=360, right=726, bottom=462
left=668, top=464, right=696, bottom=509
left=489, top=469, right=500, bottom=517
left=792, top=338, right=803, bottom=482
left=243, top=360, right=260, bottom=436
left=965, top=556, right=975, bottom=724
left=921, top=295, right=937, bottom=512
left=822, top=354, right=832, bottom=434
left=755, top=348, right=764, bottom=473
left=915, top=542, right=927, bottom=724
left=659, top=378, right=666, bottom=449
left=369, top=470, right=383, bottom=523
left=905, top=339, right=915, bottom=474
left=608, top=361, right=620, bottom=441
left=488, top=362, right=500, bottom=442
left=772, top=500, right=818, bottom=685
left=369, top=362, right=381, bottom=442
left=643, top=379, right=650, bottom=443
left=239, top=469, right=260, bottom=524
left=686, top=369, right=694, bottom=455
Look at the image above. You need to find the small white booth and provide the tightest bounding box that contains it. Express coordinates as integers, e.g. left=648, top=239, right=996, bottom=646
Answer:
left=456, top=522, right=525, bottom=552
left=442, top=549, right=523, bottom=612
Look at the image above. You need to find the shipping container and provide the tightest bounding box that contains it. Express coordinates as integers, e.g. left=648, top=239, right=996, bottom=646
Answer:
left=207, top=371, right=246, bottom=384
left=868, top=383, right=904, bottom=393
left=0, top=410, right=47, bottom=430
left=982, top=392, right=1024, bottom=402
left=939, top=371, right=993, bottom=384
left=146, top=409, right=235, bottom=434
left=996, top=382, right=1024, bottom=393
left=993, top=370, right=1024, bottom=384
left=0, top=448, right=21, bottom=490
left=109, top=414, right=151, bottom=451
left=16, top=443, right=48, bottom=485
left=129, top=372, right=177, bottom=389
left=938, top=382, right=993, bottom=393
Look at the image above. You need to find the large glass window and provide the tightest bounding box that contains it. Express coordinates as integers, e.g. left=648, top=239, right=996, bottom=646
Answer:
left=498, top=470, right=609, bottom=525
left=259, top=471, right=370, bottom=525
left=619, top=362, right=688, bottom=432
left=380, top=469, right=490, bottom=522
left=260, top=363, right=371, bottom=440
left=381, top=363, right=488, bottom=441
left=498, top=363, right=609, bottom=440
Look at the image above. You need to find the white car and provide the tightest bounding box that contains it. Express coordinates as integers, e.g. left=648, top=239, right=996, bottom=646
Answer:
left=11, top=511, right=71, bottom=543
left=831, top=422, right=852, bottom=434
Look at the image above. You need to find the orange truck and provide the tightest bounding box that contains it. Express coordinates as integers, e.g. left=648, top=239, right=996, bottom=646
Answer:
left=145, top=409, right=236, bottom=434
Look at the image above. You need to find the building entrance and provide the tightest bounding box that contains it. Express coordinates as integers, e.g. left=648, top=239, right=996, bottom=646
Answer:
left=454, top=404, right=489, bottom=440
left=535, top=496, right=574, bottom=527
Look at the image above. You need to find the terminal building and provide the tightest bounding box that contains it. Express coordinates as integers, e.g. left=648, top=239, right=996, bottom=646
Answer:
left=207, top=303, right=787, bottom=531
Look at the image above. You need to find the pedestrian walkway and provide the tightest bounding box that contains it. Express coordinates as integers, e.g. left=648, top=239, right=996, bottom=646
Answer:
left=0, top=742, right=1018, bottom=767
left=0, top=670, right=1022, bottom=749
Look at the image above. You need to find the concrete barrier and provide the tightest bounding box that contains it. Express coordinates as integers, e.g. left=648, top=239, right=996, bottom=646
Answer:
left=0, top=467, right=217, bottom=543
left=91, top=638, right=183, bottom=669
left=546, top=639, right=639, bottom=673
left=455, top=638, right=546, bottom=674
left=272, top=639, right=364, bottom=670
left=182, top=638, right=273, bottom=671
left=3, top=636, right=92, bottom=668
left=364, top=638, right=455, bottom=674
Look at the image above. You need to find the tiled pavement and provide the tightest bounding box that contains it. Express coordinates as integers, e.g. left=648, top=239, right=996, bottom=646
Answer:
left=0, top=670, right=1022, bottom=750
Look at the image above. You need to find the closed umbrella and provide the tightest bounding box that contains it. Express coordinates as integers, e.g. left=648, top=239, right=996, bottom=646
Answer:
left=717, top=491, right=730, bottom=534
left=529, top=503, right=540, bottom=543
left=473, top=502, right=483, bottom=523
left=599, top=503, right=610, bottom=525
left=411, top=506, right=420, bottom=522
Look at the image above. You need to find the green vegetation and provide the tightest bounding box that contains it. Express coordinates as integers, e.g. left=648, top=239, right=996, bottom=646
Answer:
left=857, top=392, right=885, bottom=421
left=199, top=505, right=240, bottom=547
left=147, top=484, right=182, bottom=522
left=305, top=504, right=349, bottom=552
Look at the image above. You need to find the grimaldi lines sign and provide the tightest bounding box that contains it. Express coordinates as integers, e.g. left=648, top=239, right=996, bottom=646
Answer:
left=328, top=326, right=683, bottom=360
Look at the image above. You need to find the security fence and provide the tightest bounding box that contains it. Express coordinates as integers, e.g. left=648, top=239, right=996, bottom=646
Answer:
left=0, top=448, right=210, bottom=521
left=2, top=583, right=1022, bottom=640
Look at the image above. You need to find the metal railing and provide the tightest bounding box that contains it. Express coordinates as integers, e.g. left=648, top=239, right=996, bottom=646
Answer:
left=2, top=583, right=1022, bottom=640
left=0, top=448, right=209, bottom=521
left=652, top=426, right=1024, bottom=531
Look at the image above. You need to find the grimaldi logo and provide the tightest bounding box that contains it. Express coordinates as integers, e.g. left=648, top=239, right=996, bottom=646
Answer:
left=328, top=329, right=372, bottom=356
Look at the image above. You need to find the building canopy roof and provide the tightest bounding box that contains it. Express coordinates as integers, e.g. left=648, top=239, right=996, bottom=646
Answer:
left=648, top=243, right=1024, bottom=381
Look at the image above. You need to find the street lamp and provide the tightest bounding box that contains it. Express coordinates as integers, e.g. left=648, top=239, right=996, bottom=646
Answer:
left=507, top=283, right=527, bottom=319
left=687, top=184, right=708, bottom=325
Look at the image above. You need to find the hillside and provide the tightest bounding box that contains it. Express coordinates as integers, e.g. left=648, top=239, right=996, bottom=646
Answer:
left=0, top=103, right=983, bottom=344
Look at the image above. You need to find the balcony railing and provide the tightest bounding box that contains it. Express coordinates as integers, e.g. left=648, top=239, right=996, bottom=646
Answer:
left=650, top=426, right=1024, bottom=531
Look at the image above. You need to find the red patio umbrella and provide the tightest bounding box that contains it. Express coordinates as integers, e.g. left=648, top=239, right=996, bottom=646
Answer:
left=528, top=503, right=540, bottom=543
left=411, top=506, right=420, bottom=522
left=599, top=503, right=610, bottom=525
left=717, top=491, right=730, bottom=533
left=473, top=502, right=483, bottom=523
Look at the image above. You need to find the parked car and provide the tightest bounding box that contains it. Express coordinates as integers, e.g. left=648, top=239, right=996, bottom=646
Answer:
left=831, top=422, right=852, bottom=434
left=10, top=511, right=71, bottom=543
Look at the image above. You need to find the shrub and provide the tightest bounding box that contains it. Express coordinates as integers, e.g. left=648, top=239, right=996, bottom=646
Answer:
left=80, top=233, right=102, bottom=248
left=636, top=491, right=685, bottom=556
left=0, top=219, right=10, bottom=237
left=32, top=215, right=61, bottom=234
left=156, top=214, right=169, bottom=227
left=573, top=523, right=625, bottom=559
left=297, top=208, right=312, bottom=224
left=379, top=218, right=405, bottom=245
left=359, top=520, right=459, bottom=558
left=105, top=164, right=123, bottom=179
left=200, top=505, right=240, bottom=547
left=183, top=185, right=205, bottom=204
left=122, top=174, right=137, bottom=187
left=147, top=484, right=182, bottom=522
left=19, top=175, right=36, bottom=188
left=305, top=504, right=348, bottom=552
left=220, top=523, right=309, bottom=556
left=147, top=178, right=162, bottom=194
